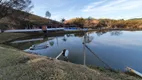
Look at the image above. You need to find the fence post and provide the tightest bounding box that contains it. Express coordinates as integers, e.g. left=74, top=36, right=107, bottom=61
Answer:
left=83, top=43, right=86, bottom=66
left=83, top=34, right=87, bottom=66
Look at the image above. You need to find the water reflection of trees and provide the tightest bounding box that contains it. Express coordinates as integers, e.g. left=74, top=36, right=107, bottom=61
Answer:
left=84, top=33, right=94, bottom=43
left=62, top=34, right=75, bottom=42
left=66, top=34, right=75, bottom=37
left=63, top=35, right=67, bottom=42
left=110, top=31, right=123, bottom=36
left=61, top=33, right=94, bottom=43
left=62, top=33, right=85, bottom=42
left=74, top=32, right=85, bottom=37
left=96, top=31, right=107, bottom=36
left=95, top=30, right=123, bottom=36
left=49, top=41, right=54, bottom=46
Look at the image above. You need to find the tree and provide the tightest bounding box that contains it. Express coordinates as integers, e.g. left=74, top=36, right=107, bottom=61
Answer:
left=71, top=18, right=85, bottom=28
left=87, top=16, right=93, bottom=23
left=86, top=16, right=94, bottom=27
left=45, top=11, right=51, bottom=18
left=0, top=0, right=33, bottom=19
left=61, top=18, right=65, bottom=23
left=61, top=18, right=65, bottom=28
left=96, top=19, right=113, bottom=29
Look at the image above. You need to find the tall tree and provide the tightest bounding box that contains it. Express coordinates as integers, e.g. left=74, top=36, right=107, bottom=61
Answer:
left=72, top=18, right=85, bottom=28
left=87, top=16, right=93, bottom=27
left=61, top=18, right=65, bottom=23
left=0, top=0, right=33, bottom=19
left=45, top=11, right=51, bottom=18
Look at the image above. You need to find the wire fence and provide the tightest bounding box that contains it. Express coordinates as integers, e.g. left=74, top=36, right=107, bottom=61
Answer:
left=83, top=43, right=112, bottom=69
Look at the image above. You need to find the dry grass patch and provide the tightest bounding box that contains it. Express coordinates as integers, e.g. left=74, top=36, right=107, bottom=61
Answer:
left=0, top=45, right=142, bottom=80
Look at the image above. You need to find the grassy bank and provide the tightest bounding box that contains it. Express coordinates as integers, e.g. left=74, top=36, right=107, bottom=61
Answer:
left=0, top=29, right=139, bottom=43
left=0, top=32, right=142, bottom=80
left=0, top=31, right=87, bottom=43
left=0, top=45, right=141, bottom=80
left=0, top=33, right=30, bottom=43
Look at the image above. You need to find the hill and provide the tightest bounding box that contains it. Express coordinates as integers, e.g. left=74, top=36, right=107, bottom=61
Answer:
left=129, top=18, right=142, bottom=20
left=65, top=18, right=142, bottom=29
left=0, top=11, right=61, bottom=30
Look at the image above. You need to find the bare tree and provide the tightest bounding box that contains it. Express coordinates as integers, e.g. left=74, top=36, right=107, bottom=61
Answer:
left=0, top=0, right=33, bottom=19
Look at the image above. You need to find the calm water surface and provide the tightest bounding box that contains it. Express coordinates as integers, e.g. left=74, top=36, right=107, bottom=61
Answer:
left=10, top=31, right=142, bottom=72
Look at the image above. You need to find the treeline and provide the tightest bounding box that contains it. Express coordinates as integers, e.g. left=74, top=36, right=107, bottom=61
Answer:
left=65, top=18, right=142, bottom=29
left=97, top=19, right=142, bottom=29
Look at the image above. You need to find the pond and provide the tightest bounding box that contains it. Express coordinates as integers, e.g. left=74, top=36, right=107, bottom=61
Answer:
left=9, top=31, right=142, bottom=73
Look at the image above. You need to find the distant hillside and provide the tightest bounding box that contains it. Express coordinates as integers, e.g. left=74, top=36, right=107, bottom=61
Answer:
left=0, top=11, right=61, bottom=30
left=129, top=18, right=142, bottom=20
left=64, top=18, right=99, bottom=28
left=65, top=18, right=142, bottom=29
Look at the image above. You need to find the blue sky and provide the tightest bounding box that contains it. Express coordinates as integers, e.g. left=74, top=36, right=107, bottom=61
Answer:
left=31, top=0, right=142, bottom=21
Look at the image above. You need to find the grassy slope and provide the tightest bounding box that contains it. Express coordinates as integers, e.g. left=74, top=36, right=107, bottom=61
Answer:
left=0, top=33, right=142, bottom=80
left=0, top=11, right=60, bottom=29
left=0, top=45, right=141, bottom=80
left=28, top=14, right=52, bottom=24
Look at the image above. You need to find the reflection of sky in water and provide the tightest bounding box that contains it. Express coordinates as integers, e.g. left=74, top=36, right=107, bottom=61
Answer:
left=14, top=31, right=142, bottom=72
left=88, top=31, right=142, bottom=72
left=90, top=31, right=142, bottom=49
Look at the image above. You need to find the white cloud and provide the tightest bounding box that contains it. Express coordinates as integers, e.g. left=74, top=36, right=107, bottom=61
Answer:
left=82, top=0, right=107, bottom=12
left=82, top=0, right=142, bottom=13
left=31, top=0, right=142, bottom=20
